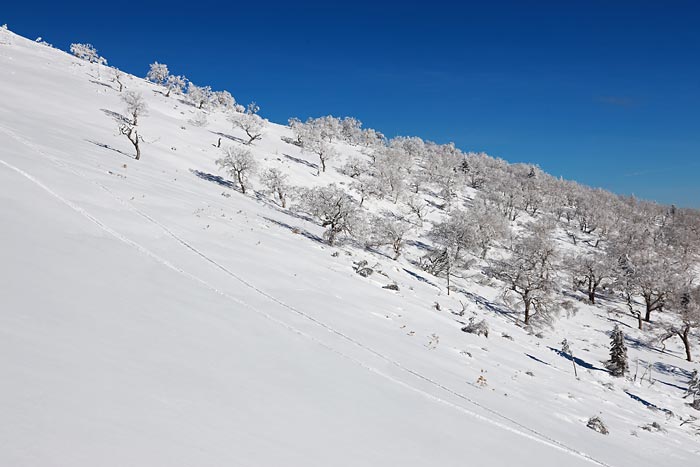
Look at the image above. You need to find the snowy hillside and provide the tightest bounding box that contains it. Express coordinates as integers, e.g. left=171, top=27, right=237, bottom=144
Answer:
left=1, top=27, right=699, bottom=466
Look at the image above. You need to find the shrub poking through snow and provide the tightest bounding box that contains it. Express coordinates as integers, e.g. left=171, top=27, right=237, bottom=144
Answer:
left=587, top=416, right=609, bottom=435
left=462, top=318, right=489, bottom=338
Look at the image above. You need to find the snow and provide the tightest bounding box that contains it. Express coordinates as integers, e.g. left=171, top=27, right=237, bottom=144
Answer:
left=0, top=29, right=698, bottom=466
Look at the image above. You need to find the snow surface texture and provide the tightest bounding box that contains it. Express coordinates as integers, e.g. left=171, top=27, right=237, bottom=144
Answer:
left=0, top=29, right=698, bottom=466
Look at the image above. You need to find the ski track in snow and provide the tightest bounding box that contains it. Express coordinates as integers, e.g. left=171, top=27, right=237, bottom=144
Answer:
left=0, top=126, right=613, bottom=467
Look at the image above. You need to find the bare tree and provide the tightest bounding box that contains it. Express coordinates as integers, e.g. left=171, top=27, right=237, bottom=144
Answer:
left=216, top=146, right=257, bottom=194
left=118, top=123, right=143, bottom=161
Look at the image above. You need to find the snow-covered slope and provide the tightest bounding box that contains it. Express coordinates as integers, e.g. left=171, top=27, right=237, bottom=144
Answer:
left=0, top=28, right=698, bottom=466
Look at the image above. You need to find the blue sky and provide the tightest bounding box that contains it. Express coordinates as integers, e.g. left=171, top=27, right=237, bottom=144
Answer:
left=4, top=1, right=699, bottom=206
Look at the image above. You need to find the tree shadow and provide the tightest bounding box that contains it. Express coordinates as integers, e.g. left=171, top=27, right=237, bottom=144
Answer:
left=262, top=216, right=324, bottom=244
left=525, top=353, right=551, bottom=366
left=624, top=390, right=674, bottom=416
left=85, top=139, right=134, bottom=159
left=210, top=131, right=245, bottom=145
left=190, top=169, right=236, bottom=190
left=100, top=108, right=130, bottom=124
left=426, top=199, right=446, bottom=210
left=402, top=268, right=439, bottom=288
left=655, top=379, right=688, bottom=392
left=458, top=288, right=520, bottom=323
left=649, top=361, right=694, bottom=380
left=406, top=239, right=433, bottom=251
left=283, top=153, right=318, bottom=170
left=548, top=347, right=607, bottom=372
left=90, top=80, right=115, bottom=90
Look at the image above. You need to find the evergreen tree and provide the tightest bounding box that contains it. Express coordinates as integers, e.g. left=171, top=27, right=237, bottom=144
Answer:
left=606, top=325, right=628, bottom=377
left=684, top=370, right=700, bottom=410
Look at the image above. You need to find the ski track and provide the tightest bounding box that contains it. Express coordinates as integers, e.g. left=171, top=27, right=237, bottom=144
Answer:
left=0, top=127, right=613, bottom=467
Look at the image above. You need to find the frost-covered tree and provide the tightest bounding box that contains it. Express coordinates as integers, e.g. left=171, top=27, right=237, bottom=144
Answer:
left=349, top=173, right=381, bottom=207
left=340, top=116, right=363, bottom=144
left=467, top=200, right=510, bottom=259
left=165, top=74, right=186, bottom=97
left=425, top=209, right=475, bottom=294
left=490, top=225, right=558, bottom=325
left=429, top=204, right=508, bottom=264
left=146, top=62, right=169, bottom=85
left=212, top=90, right=236, bottom=110
left=117, top=91, right=147, bottom=160
left=304, top=137, right=336, bottom=175
left=122, top=90, right=147, bottom=126
left=405, top=195, right=430, bottom=224
left=70, top=43, right=106, bottom=64
left=371, top=211, right=414, bottom=260
left=662, top=285, right=700, bottom=362
left=216, top=146, right=257, bottom=194
left=339, top=155, right=370, bottom=179
left=623, top=247, right=684, bottom=322
left=487, top=174, right=525, bottom=221
left=461, top=152, right=490, bottom=189
left=569, top=251, right=615, bottom=304
left=289, top=116, right=341, bottom=173
left=111, top=68, right=124, bottom=92
left=374, top=147, right=412, bottom=203
left=298, top=185, right=360, bottom=245
left=423, top=143, right=464, bottom=204
left=260, top=168, right=290, bottom=208
left=187, top=83, right=213, bottom=109
left=229, top=104, right=266, bottom=145
left=606, top=325, right=628, bottom=377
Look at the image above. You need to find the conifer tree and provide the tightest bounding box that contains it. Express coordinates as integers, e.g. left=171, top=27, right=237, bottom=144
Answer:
left=684, top=370, right=700, bottom=410
left=606, top=325, right=628, bottom=377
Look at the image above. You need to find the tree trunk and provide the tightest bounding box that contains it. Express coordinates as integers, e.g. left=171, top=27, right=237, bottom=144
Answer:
left=133, top=130, right=141, bottom=160
left=237, top=173, right=245, bottom=194
left=446, top=268, right=451, bottom=296
left=681, top=326, right=692, bottom=362
left=588, top=279, right=596, bottom=304
left=320, top=156, right=326, bottom=173
left=524, top=300, right=531, bottom=325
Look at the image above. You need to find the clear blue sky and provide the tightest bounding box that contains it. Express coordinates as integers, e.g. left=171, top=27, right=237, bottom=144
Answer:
left=4, top=1, right=699, bottom=207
